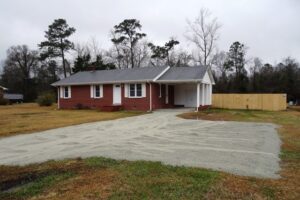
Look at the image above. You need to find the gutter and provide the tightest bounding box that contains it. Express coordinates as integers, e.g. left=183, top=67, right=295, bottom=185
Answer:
left=154, top=79, right=203, bottom=83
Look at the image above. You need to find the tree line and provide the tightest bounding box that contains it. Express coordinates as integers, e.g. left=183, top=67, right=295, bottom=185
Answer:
left=0, top=8, right=299, bottom=103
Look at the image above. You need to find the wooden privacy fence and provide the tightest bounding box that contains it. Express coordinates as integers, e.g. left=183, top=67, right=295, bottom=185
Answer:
left=212, top=93, right=287, bottom=111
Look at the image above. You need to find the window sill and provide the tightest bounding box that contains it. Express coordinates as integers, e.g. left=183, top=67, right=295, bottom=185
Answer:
left=128, top=96, right=144, bottom=99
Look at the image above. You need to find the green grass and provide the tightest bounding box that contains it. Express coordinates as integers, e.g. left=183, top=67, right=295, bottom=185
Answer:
left=85, top=157, right=120, bottom=168
left=85, top=157, right=220, bottom=199
left=281, top=150, right=300, bottom=160
left=110, top=160, right=219, bottom=199
left=0, top=172, right=74, bottom=199
left=261, top=185, right=276, bottom=200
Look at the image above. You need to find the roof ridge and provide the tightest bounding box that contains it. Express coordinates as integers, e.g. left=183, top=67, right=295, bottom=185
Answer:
left=78, top=65, right=168, bottom=73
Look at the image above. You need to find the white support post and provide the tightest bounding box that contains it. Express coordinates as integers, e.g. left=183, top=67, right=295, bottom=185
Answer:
left=149, top=83, right=152, bottom=111
left=201, top=84, right=205, bottom=106
left=57, top=87, right=60, bottom=109
left=165, top=84, right=169, bottom=104
left=205, top=84, right=209, bottom=105
left=207, top=85, right=210, bottom=104
left=209, top=84, right=212, bottom=105
left=196, top=83, right=200, bottom=111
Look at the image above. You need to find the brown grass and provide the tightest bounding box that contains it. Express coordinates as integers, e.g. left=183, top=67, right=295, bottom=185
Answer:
left=35, top=168, right=117, bottom=200
left=179, top=108, right=300, bottom=200
left=0, top=103, right=143, bottom=137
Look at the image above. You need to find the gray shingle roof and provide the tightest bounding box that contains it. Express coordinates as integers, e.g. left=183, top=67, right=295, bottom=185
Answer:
left=4, top=93, right=23, bottom=100
left=52, top=66, right=168, bottom=86
left=51, top=66, right=209, bottom=86
left=156, top=66, right=208, bottom=82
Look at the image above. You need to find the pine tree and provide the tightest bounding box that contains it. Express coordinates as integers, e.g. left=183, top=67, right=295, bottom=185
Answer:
left=39, top=19, right=76, bottom=78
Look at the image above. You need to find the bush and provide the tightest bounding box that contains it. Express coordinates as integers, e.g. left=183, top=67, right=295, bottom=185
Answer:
left=36, top=92, right=55, bottom=106
left=0, top=98, right=9, bottom=105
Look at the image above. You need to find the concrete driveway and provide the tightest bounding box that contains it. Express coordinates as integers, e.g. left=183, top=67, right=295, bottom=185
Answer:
left=0, top=109, right=281, bottom=178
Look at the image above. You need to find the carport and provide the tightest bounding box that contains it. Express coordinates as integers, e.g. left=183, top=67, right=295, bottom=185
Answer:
left=154, top=66, right=214, bottom=111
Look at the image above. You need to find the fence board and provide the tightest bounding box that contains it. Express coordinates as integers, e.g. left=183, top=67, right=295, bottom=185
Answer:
left=212, top=94, right=287, bottom=111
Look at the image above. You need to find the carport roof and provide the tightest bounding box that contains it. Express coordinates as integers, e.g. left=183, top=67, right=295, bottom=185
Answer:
left=51, top=65, right=209, bottom=86
left=155, top=66, right=208, bottom=82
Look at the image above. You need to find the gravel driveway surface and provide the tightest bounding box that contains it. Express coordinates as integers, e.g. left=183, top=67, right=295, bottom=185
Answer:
left=0, top=109, right=281, bottom=178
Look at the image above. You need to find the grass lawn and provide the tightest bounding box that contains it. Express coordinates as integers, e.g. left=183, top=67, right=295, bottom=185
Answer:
left=0, top=106, right=299, bottom=199
left=0, top=103, right=143, bottom=137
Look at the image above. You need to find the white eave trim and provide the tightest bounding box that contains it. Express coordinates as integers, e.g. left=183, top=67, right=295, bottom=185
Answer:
left=0, top=86, right=8, bottom=90
left=153, top=66, right=170, bottom=81
left=154, top=79, right=203, bottom=83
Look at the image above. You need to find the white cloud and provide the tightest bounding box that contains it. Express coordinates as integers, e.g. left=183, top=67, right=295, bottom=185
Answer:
left=0, top=0, right=299, bottom=65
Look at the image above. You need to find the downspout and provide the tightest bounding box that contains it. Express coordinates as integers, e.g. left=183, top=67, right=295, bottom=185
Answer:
left=149, top=82, right=152, bottom=112
left=57, top=86, right=60, bottom=109
left=196, top=82, right=200, bottom=112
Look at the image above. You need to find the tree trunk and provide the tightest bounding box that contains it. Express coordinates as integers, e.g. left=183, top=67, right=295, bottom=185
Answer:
left=60, top=38, right=67, bottom=78
left=130, top=47, right=135, bottom=68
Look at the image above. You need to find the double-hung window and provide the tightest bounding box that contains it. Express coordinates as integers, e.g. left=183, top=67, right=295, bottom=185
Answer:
left=90, top=85, right=103, bottom=98
left=94, top=85, right=101, bottom=98
left=129, top=83, right=142, bottom=98
left=64, top=87, right=69, bottom=98
left=61, top=86, right=71, bottom=99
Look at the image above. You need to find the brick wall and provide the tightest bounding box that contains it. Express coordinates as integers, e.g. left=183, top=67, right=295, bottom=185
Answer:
left=58, top=83, right=175, bottom=111
left=59, top=85, right=113, bottom=109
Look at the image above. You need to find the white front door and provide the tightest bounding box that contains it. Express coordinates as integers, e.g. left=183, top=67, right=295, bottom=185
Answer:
left=113, top=84, right=122, bottom=105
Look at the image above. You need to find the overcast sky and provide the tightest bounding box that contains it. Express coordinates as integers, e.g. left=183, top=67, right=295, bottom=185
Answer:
left=0, top=0, right=299, bottom=67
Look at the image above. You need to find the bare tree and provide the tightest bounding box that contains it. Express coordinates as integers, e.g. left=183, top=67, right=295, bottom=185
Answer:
left=134, top=40, right=150, bottom=68
left=6, top=45, right=38, bottom=79
left=185, top=8, right=221, bottom=66
left=3, top=45, right=39, bottom=101
left=174, top=49, right=193, bottom=67
left=211, top=50, right=227, bottom=76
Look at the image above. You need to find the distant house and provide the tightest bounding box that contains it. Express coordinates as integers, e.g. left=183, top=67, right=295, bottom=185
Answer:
left=0, top=85, right=23, bottom=103
left=0, top=85, right=7, bottom=99
left=51, top=66, right=215, bottom=111
left=3, top=93, right=24, bottom=103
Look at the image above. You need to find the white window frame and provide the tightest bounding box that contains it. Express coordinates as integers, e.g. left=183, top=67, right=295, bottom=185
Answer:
left=61, top=86, right=71, bottom=99
left=129, top=83, right=143, bottom=98
left=90, top=85, right=103, bottom=98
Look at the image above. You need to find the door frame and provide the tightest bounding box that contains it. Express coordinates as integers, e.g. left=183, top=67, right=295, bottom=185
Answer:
left=113, top=84, right=122, bottom=105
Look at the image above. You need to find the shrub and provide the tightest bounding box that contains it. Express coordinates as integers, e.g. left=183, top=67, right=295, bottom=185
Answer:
left=36, top=92, right=55, bottom=106
left=0, top=98, right=9, bottom=105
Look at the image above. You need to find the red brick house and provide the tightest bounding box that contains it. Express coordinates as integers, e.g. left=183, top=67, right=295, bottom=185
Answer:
left=51, top=66, right=215, bottom=111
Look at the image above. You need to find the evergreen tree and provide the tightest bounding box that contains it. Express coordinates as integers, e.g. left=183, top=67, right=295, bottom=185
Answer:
left=111, top=19, right=146, bottom=68
left=73, top=54, right=91, bottom=73
left=148, top=39, right=179, bottom=66
left=73, top=54, right=116, bottom=73
left=39, top=19, right=76, bottom=78
left=224, top=41, right=248, bottom=92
